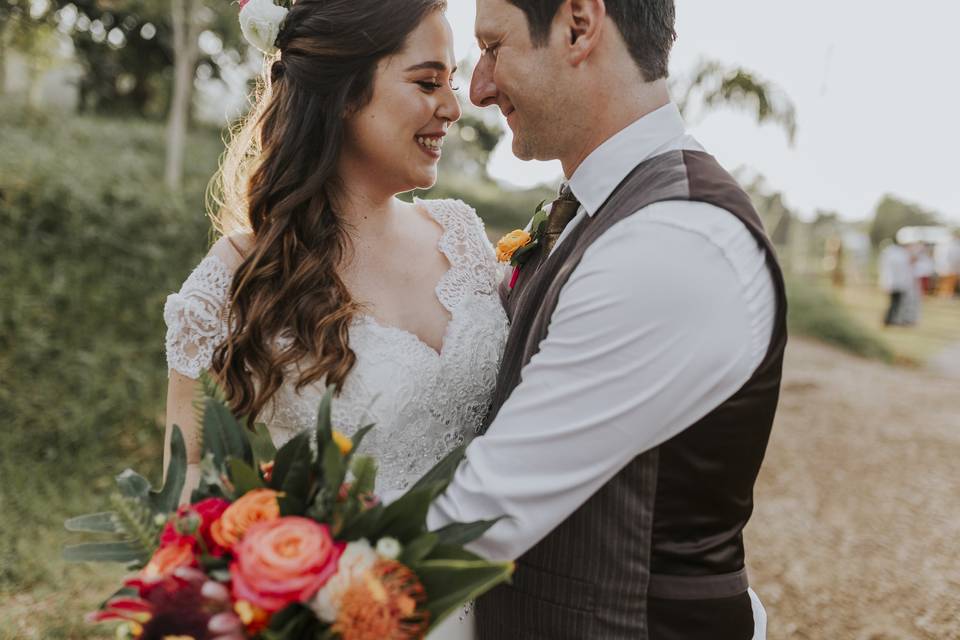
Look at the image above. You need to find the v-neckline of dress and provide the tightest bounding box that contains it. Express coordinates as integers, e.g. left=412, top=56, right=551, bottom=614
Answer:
left=353, top=199, right=457, bottom=359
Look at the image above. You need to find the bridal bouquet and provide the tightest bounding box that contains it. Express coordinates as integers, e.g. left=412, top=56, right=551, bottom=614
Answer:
left=65, top=379, right=512, bottom=639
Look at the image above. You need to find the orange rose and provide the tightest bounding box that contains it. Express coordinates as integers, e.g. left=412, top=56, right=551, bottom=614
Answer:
left=496, top=229, right=532, bottom=263
left=140, top=542, right=195, bottom=581
left=230, top=517, right=343, bottom=612
left=210, top=488, right=280, bottom=549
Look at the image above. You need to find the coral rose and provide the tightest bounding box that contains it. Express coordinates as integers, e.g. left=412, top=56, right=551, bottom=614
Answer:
left=496, top=229, right=532, bottom=263
left=210, top=489, right=280, bottom=549
left=141, top=542, right=195, bottom=582
left=160, top=497, right=230, bottom=556
left=230, top=517, right=343, bottom=613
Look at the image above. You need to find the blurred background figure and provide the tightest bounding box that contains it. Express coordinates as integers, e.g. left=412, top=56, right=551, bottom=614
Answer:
left=911, top=242, right=935, bottom=295
left=934, top=230, right=960, bottom=298
left=879, top=239, right=913, bottom=326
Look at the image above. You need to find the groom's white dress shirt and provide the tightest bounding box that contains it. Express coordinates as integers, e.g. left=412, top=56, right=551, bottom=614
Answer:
left=427, top=103, right=774, bottom=636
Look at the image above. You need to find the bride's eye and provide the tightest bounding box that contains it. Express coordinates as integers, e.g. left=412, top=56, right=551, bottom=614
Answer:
left=417, top=80, right=443, bottom=92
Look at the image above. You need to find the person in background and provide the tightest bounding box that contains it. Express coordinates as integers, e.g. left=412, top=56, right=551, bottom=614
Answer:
left=879, top=238, right=912, bottom=326
left=911, top=243, right=935, bottom=295
left=934, top=230, right=960, bottom=298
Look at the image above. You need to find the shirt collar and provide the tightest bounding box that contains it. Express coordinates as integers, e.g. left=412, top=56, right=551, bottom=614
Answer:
left=566, top=102, right=686, bottom=217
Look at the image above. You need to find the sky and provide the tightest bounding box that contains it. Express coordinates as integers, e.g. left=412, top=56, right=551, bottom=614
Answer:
left=445, top=1, right=960, bottom=223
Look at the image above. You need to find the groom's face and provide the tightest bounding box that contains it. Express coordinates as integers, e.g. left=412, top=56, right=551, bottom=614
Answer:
left=472, top=0, right=564, bottom=161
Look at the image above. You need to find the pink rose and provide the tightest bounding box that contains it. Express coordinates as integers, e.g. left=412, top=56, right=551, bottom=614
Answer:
left=230, top=517, right=343, bottom=612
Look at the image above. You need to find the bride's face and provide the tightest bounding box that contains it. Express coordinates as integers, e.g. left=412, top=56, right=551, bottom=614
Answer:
left=341, top=11, right=462, bottom=193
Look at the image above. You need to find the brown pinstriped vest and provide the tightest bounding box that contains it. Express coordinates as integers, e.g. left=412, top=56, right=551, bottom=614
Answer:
left=476, top=150, right=787, bottom=640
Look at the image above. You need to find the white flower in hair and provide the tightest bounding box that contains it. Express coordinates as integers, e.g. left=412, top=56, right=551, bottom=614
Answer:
left=239, top=0, right=288, bottom=55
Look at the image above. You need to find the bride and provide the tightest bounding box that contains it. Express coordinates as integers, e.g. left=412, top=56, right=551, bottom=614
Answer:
left=161, top=0, right=504, bottom=637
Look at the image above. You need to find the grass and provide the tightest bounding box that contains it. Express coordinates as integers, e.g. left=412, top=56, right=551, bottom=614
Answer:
left=785, top=276, right=895, bottom=362
left=836, top=284, right=960, bottom=365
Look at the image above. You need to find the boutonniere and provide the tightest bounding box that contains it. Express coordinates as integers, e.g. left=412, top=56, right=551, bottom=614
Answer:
left=496, top=201, right=549, bottom=289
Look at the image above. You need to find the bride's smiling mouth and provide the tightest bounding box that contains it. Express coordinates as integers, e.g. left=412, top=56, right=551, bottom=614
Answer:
left=415, top=132, right=445, bottom=158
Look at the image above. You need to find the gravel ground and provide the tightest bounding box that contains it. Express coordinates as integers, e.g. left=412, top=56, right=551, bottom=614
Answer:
left=745, top=337, right=960, bottom=639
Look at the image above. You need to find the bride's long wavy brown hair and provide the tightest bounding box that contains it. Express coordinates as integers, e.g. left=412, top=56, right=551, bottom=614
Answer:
left=208, top=0, right=447, bottom=422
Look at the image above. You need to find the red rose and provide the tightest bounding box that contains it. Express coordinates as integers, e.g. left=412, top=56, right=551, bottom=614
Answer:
left=160, top=498, right=231, bottom=557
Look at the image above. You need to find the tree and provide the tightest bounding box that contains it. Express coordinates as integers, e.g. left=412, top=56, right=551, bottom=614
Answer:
left=673, top=58, right=797, bottom=145
left=869, top=195, right=939, bottom=248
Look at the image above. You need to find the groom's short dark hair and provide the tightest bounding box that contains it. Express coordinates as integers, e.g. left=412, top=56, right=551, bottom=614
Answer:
left=507, top=0, right=676, bottom=81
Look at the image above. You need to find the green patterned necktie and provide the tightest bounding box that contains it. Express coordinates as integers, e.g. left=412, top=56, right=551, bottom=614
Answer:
left=544, top=184, right=581, bottom=252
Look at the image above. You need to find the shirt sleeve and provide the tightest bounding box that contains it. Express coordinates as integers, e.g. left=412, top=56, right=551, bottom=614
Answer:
left=426, top=201, right=763, bottom=561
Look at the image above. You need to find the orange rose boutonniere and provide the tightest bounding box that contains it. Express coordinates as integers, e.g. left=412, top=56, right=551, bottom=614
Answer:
left=497, top=200, right=550, bottom=289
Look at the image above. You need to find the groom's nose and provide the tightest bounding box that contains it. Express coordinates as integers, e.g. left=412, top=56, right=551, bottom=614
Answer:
left=470, top=54, right=498, bottom=109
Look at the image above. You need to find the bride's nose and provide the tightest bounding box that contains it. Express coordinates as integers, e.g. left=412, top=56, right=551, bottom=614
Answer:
left=437, top=86, right=462, bottom=124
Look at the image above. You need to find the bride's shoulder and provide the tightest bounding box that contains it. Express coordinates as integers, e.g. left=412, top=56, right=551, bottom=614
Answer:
left=416, top=197, right=490, bottom=240
left=207, top=232, right=253, bottom=271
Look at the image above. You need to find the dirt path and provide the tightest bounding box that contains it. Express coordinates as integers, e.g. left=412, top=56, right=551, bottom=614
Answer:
left=745, top=337, right=960, bottom=639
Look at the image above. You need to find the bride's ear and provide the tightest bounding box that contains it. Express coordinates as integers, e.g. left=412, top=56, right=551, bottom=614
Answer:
left=563, top=0, right=606, bottom=67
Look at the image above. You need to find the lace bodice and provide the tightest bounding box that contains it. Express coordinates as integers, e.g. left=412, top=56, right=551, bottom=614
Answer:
left=164, top=199, right=509, bottom=491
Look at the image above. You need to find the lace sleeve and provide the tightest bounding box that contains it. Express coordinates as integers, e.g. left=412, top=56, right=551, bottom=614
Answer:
left=163, top=255, right=233, bottom=378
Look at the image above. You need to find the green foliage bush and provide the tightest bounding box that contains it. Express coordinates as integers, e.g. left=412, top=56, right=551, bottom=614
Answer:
left=785, top=276, right=894, bottom=362
left=0, top=105, right=222, bottom=589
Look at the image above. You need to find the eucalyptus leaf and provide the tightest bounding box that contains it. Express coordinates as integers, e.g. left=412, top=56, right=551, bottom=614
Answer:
left=63, top=541, right=148, bottom=564
left=64, top=512, right=118, bottom=534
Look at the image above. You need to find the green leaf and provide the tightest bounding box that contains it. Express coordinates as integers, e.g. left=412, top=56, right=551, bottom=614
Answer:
left=278, top=456, right=312, bottom=516
left=64, top=512, right=118, bottom=534
left=372, top=483, right=440, bottom=543
left=202, top=395, right=252, bottom=470
left=431, top=519, right=502, bottom=547
left=415, top=559, right=514, bottom=628
left=314, top=385, right=335, bottom=446
left=338, top=503, right=385, bottom=541
left=114, top=469, right=150, bottom=501
left=399, top=532, right=438, bottom=565
left=263, top=603, right=325, bottom=638
left=249, top=422, right=277, bottom=466
left=408, top=444, right=466, bottom=495
left=269, top=430, right=312, bottom=490
left=349, top=456, right=377, bottom=497
left=152, top=425, right=186, bottom=515
left=349, top=423, right=375, bottom=457
left=322, top=439, right=346, bottom=500
left=63, top=541, right=146, bottom=564
left=227, top=457, right=265, bottom=496
left=423, top=544, right=485, bottom=562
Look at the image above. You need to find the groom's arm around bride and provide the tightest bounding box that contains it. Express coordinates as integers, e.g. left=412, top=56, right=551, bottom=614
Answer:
left=427, top=1, right=786, bottom=638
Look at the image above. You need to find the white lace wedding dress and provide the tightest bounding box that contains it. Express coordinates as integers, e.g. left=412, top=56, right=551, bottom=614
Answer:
left=163, top=198, right=508, bottom=639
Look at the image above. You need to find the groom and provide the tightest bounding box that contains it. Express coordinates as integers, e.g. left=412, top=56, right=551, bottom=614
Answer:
left=428, top=0, right=786, bottom=638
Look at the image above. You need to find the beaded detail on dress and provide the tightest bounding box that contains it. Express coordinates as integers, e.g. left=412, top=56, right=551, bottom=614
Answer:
left=163, top=199, right=509, bottom=492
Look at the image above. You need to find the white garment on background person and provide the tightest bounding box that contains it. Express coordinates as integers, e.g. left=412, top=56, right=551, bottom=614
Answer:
left=164, top=198, right=507, bottom=640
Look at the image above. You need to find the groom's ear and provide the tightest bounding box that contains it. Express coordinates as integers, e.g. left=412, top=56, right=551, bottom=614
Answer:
left=563, top=0, right=606, bottom=66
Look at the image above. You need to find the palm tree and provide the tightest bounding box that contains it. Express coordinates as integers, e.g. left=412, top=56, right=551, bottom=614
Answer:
left=673, top=58, right=797, bottom=145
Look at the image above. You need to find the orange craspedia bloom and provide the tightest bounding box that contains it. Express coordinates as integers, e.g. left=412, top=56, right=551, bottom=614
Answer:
left=332, top=560, right=429, bottom=640
left=333, top=431, right=353, bottom=456
left=496, top=229, right=532, bottom=263
left=141, top=542, right=195, bottom=581
left=210, top=488, right=281, bottom=549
